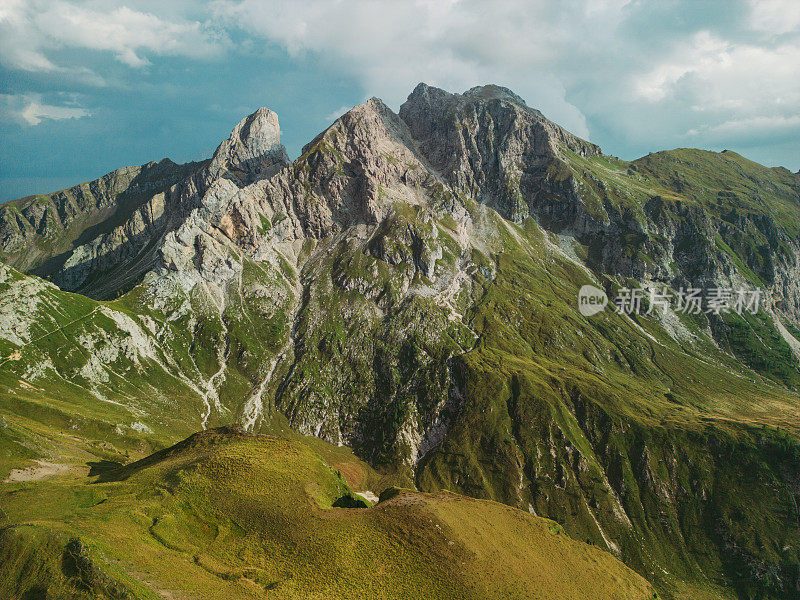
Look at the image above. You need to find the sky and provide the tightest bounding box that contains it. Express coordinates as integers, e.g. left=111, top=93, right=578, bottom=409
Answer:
left=1, top=0, right=799, bottom=201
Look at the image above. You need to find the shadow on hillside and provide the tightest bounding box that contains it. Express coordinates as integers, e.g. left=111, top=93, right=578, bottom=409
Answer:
left=332, top=493, right=369, bottom=508
left=86, top=460, right=125, bottom=478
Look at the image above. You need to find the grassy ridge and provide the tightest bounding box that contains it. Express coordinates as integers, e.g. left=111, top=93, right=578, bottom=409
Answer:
left=0, top=427, right=655, bottom=600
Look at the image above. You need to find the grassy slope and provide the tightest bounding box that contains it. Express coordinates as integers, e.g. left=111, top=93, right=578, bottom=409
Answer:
left=566, top=148, right=800, bottom=287
left=0, top=427, right=656, bottom=600
left=0, top=266, right=206, bottom=480
left=0, top=249, right=300, bottom=481
left=413, top=212, right=800, bottom=599
left=565, top=148, right=800, bottom=230
left=631, top=149, right=800, bottom=235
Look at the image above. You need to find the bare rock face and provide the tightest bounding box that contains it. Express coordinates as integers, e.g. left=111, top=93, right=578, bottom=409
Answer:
left=258, top=97, right=432, bottom=237
left=3, top=108, right=290, bottom=298
left=208, top=107, right=289, bottom=183
left=150, top=96, right=437, bottom=318
left=4, top=82, right=800, bottom=340
left=6, top=82, right=799, bottom=337
left=0, top=159, right=201, bottom=274
left=3, top=87, right=608, bottom=299
left=399, top=83, right=600, bottom=222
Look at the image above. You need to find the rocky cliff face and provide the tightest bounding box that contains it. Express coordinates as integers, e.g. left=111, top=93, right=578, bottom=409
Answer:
left=0, top=108, right=289, bottom=300
left=0, top=159, right=203, bottom=275
left=399, top=83, right=601, bottom=223
left=2, top=83, right=800, bottom=600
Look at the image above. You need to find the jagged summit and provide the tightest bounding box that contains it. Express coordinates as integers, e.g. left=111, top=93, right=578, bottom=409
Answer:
left=462, top=83, right=530, bottom=106
left=405, top=82, right=532, bottom=113
left=299, top=96, right=412, bottom=157
left=0, top=108, right=293, bottom=297
left=396, top=82, right=601, bottom=222
left=400, top=82, right=599, bottom=156
left=209, top=107, right=289, bottom=181
left=1, top=82, right=793, bottom=298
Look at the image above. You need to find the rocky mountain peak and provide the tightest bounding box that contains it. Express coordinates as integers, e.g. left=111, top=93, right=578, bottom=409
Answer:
left=209, top=107, right=290, bottom=182
left=300, top=96, right=402, bottom=156
left=403, top=82, right=532, bottom=114
left=396, top=83, right=600, bottom=221
left=399, top=82, right=596, bottom=156
left=462, top=84, right=530, bottom=107
left=399, top=82, right=542, bottom=133
left=322, top=96, right=422, bottom=160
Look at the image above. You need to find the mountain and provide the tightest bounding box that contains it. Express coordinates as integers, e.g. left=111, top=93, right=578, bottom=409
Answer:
left=1, top=83, right=800, bottom=600
left=0, top=107, right=288, bottom=298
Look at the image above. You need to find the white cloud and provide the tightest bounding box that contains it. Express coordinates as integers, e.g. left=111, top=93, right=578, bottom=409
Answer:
left=627, top=28, right=800, bottom=154
left=1, top=93, right=91, bottom=126
left=210, top=0, right=620, bottom=138
left=634, top=31, right=730, bottom=102
left=748, top=0, right=800, bottom=36
left=0, top=0, right=226, bottom=75
left=634, top=31, right=800, bottom=112
left=324, top=105, right=354, bottom=123
left=20, top=101, right=91, bottom=126
left=687, top=115, right=800, bottom=143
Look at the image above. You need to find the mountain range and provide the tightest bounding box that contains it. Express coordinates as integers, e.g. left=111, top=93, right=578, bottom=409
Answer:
left=1, top=83, right=800, bottom=600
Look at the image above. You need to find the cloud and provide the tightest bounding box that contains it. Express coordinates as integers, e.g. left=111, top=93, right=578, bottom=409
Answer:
left=0, top=0, right=227, bottom=75
left=748, top=0, right=800, bottom=36
left=687, top=114, right=800, bottom=146
left=621, top=25, right=800, bottom=157
left=210, top=0, right=625, bottom=138
left=1, top=93, right=91, bottom=126
left=634, top=31, right=800, bottom=111
left=324, top=105, right=354, bottom=123
left=634, top=31, right=729, bottom=102
left=19, top=102, right=91, bottom=126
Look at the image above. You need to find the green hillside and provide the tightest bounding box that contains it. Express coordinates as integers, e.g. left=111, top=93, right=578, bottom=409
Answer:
left=0, top=426, right=656, bottom=600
